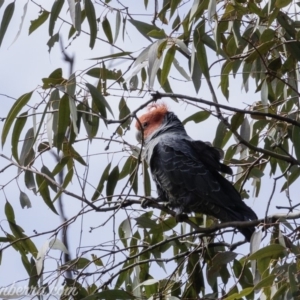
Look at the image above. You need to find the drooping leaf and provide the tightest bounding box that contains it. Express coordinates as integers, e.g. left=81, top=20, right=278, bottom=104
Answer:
left=85, top=0, right=97, bottom=49
left=67, top=72, right=78, bottom=135
left=102, top=16, right=113, bottom=44
left=88, top=51, right=132, bottom=61
left=128, top=19, right=160, bottom=41
left=19, top=191, right=32, bottom=209
left=56, top=94, right=70, bottom=152
left=9, top=1, right=28, bottom=47
left=49, top=0, right=64, bottom=36
left=25, top=170, right=37, bottom=195
left=42, top=68, right=66, bottom=89
left=19, top=128, right=35, bottom=167
left=106, top=166, right=119, bottom=201
left=281, top=165, right=300, bottom=191
left=248, top=244, right=285, bottom=260
left=182, top=111, right=210, bottom=125
left=114, top=10, right=121, bottom=43
left=29, top=10, right=50, bottom=35
left=41, top=165, right=57, bottom=192
left=47, top=32, right=59, bottom=52
left=0, top=2, right=15, bottom=47
left=92, top=162, right=111, bottom=201
left=173, top=57, right=191, bottom=81
left=194, top=22, right=209, bottom=79
left=2, top=91, right=33, bottom=147
left=86, top=83, right=114, bottom=118
left=118, top=97, right=131, bottom=129
left=161, top=45, right=176, bottom=85
left=36, top=173, right=58, bottom=214
left=5, top=201, right=15, bottom=223
left=11, top=112, right=27, bottom=163
left=148, top=39, right=166, bottom=89
left=67, top=0, right=76, bottom=29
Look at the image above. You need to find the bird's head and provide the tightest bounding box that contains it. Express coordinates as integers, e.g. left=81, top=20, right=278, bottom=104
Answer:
left=135, top=102, right=185, bottom=143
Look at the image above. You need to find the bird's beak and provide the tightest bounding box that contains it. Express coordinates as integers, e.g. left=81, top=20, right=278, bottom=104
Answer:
left=135, top=130, right=142, bottom=143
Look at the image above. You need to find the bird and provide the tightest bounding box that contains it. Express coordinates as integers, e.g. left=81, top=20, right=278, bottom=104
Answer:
left=135, top=103, right=258, bottom=242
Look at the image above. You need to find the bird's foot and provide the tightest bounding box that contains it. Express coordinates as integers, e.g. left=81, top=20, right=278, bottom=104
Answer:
left=141, top=197, right=165, bottom=209
left=141, top=198, right=154, bottom=209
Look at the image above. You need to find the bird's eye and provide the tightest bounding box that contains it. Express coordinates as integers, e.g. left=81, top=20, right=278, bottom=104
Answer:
left=142, top=122, right=148, bottom=128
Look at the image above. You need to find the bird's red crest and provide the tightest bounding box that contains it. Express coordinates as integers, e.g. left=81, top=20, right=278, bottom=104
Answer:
left=135, top=102, right=169, bottom=139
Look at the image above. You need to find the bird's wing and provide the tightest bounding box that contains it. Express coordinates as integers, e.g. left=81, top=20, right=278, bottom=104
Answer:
left=150, top=137, right=257, bottom=221
left=188, top=140, right=233, bottom=175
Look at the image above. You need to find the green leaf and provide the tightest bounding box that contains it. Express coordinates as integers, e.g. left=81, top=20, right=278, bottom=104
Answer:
left=231, top=113, right=244, bottom=132
left=86, top=83, right=114, bottom=118
left=25, top=170, right=37, bottom=195
left=194, top=22, right=210, bottom=79
left=161, top=45, right=176, bottom=85
left=128, top=19, right=160, bottom=41
left=11, top=112, right=27, bottom=163
left=41, top=165, right=57, bottom=192
left=69, top=7, right=85, bottom=38
left=248, top=244, right=285, bottom=260
left=135, top=214, right=157, bottom=229
left=224, top=287, right=253, bottom=300
left=67, top=72, right=78, bottom=135
left=79, top=100, right=98, bottom=140
left=102, top=16, right=113, bottom=44
left=281, top=166, right=300, bottom=191
left=49, top=0, right=64, bottom=36
left=2, top=91, right=33, bottom=147
left=275, top=0, right=292, bottom=8
left=106, top=166, right=119, bottom=201
left=65, top=257, right=91, bottom=270
left=118, top=97, right=131, bottom=128
left=220, top=61, right=233, bottom=100
left=36, top=173, right=58, bottom=214
left=53, top=168, right=74, bottom=201
left=19, top=191, right=31, bottom=209
left=56, top=94, right=70, bottom=152
left=189, top=54, right=202, bottom=93
left=19, top=128, right=35, bottom=167
left=5, top=201, right=15, bottom=223
left=42, top=68, right=66, bottom=89
left=62, top=143, right=87, bottom=166
left=288, top=264, right=298, bottom=295
left=0, top=2, right=15, bottom=47
left=147, top=29, right=167, bottom=39
left=157, top=68, right=177, bottom=100
left=85, top=0, right=97, bottom=49
left=114, top=10, right=121, bottom=43
left=47, top=32, right=59, bottom=52
left=29, top=10, right=49, bottom=35
left=170, top=0, right=181, bottom=18
left=88, top=51, right=132, bottom=61
left=74, top=1, right=81, bottom=34
left=245, top=41, right=276, bottom=63
left=213, top=121, right=228, bottom=148
left=92, top=163, right=111, bottom=201
left=254, top=274, right=276, bottom=290
left=182, top=111, right=210, bottom=125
